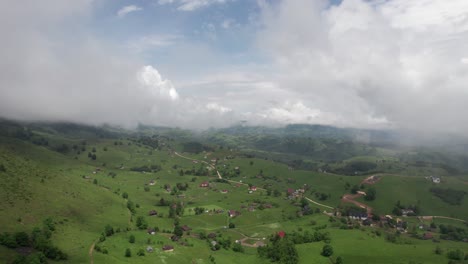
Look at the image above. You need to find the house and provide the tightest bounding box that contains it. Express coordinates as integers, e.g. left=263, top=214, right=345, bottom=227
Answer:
left=287, top=188, right=294, bottom=195
left=220, top=189, right=228, bottom=194
left=401, top=209, right=415, bottom=216
left=426, top=176, right=441, bottom=184
left=278, top=231, right=286, bottom=238
left=148, top=210, right=158, bottom=216
left=423, top=232, right=433, bottom=240
left=200, top=181, right=209, bottom=188
left=228, top=210, right=240, bottom=218
left=146, top=246, right=154, bottom=253
left=162, top=245, right=174, bottom=252
left=181, top=225, right=192, bottom=232
left=171, top=235, right=180, bottom=242
left=249, top=186, right=257, bottom=191
left=207, top=233, right=217, bottom=239
left=149, top=180, right=156, bottom=186
left=348, top=211, right=368, bottom=221
left=147, top=228, right=156, bottom=235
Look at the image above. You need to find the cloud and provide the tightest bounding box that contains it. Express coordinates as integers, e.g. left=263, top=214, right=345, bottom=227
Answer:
left=0, top=0, right=235, bottom=129
left=158, top=0, right=231, bottom=11
left=127, top=34, right=182, bottom=53
left=117, top=5, right=142, bottom=18
left=2, top=0, right=468, bottom=135
left=255, top=0, right=468, bottom=134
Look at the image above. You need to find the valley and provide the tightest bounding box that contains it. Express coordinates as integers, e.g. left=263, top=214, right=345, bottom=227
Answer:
left=0, top=122, right=467, bottom=264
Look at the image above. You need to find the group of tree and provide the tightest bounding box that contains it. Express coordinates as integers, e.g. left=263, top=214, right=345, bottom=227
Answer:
left=364, top=187, right=376, bottom=201
left=136, top=216, right=148, bottom=230
left=430, top=187, right=466, bottom=205
left=438, top=224, right=468, bottom=242
left=130, top=164, right=161, bottom=173
left=257, top=234, right=299, bottom=264
left=168, top=201, right=184, bottom=218
left=87, top=152, right=97, bottom=160
left=392, top=200, right=420, bottom=216
left=0, top=218, right=68, bottom=263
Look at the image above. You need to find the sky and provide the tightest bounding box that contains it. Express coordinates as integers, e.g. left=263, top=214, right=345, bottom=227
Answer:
left=1, top=0, right=468, bottom=134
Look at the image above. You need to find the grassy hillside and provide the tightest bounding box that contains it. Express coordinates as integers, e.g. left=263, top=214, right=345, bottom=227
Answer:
left=0, top=121, right=467, bottom=264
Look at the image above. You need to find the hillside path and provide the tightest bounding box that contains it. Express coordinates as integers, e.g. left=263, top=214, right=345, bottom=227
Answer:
left=88, top=239, right=97, bottom=264
left=418, top=215, right=466, bottom=223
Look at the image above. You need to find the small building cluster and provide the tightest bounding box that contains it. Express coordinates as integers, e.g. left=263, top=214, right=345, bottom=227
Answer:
left=287, top=188, right=305, bottom=199
left=199, top=181, right=210, bottom=188
left=426, top=176, right=441, bottom=184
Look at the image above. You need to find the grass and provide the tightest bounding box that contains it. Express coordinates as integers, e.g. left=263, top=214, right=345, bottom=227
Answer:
left=356, top=175, right=468, bottom=220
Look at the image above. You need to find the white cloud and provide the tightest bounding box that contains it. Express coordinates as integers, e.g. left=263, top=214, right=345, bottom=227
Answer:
left=138, top=66, right=179, bottom=101
left=158, top=0, right=230, bottom=11
left=117, top=5, right=142, bottom=18
left=128, top=34, right=182, bottom=53
left=206, top=102, right=232, bottom=113
left=255, top=0, right=468, bottom=134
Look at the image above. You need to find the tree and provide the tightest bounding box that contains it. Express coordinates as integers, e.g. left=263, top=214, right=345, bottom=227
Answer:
left=136, top=216, right=148, bottom=230
left=129, top=234, right=135, bottom=244
left=93, top=179, right=98, bottom=185
left=136, top=248, right=145, bottom=256
left=232, top=242, right=244, bottom=253
left=229, top=223, right=236, bottom=229
left=0, top=164, right=6, bottom=172
left=336, top=256, right=343, bottom=264
left=14, top=232, right=30, bottom=247
left=91, top=154, right=97, bottom=160
left=122, top=192, right=128, bottom=199
left=125, top=248, right=131, bottom=257
left=321, top=245, right=334, bottom=257
left=447, top=249, right=465, bottom=260
left=365, top=187, right=376, bottom=201
left=173, top=224, right=183, bottom=237
left=104, top=225, right=114, bottom=237
left=434, top=246, right=443, bottom=255
left=351, top=185, right=359, bottom=194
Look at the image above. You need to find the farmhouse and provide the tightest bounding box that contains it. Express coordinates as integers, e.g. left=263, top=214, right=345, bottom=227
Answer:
left=423, top=232, right=433, bottom=240
left=249, top=186, right=257, bottom=191
left=147, top=228, right=156, bottom=235
left=181, top=225, right=192, bottom=232
left=426, top=176, right=441, bottom=184
left=221, top=189, right=228, bottom=194
left=200, top=181, right=209, bottom=188
left=149, top=180, right=156, bottom=186
left=146, top=246, right=154, bottom=253
left=401, top=209, right=415, bottom=216
left=162, top=245, right=174, bottom=252
left=228, top=210, right=240, bottom=218
left=148, top=210, right=158, bottom=216
left=348, top=211, right=368, bottom=221
left=278, top=231, right=286, bottom=238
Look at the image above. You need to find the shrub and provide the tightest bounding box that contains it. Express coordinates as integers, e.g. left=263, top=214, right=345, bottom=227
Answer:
left=125, top=248, right=131, bottom=257
left=321, top=245, right=334, bottom=257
